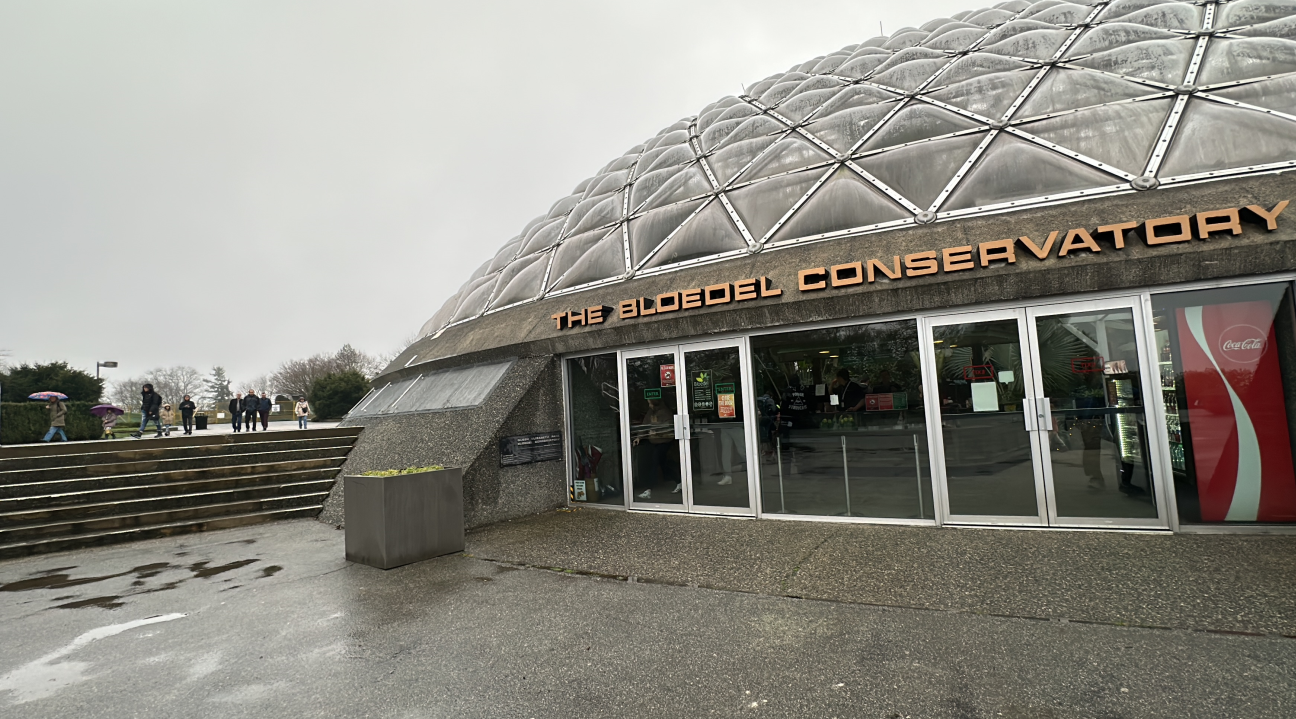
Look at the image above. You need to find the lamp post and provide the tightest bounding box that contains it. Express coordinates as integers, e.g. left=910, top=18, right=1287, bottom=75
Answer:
left=96, top=361, right=118, bottom=379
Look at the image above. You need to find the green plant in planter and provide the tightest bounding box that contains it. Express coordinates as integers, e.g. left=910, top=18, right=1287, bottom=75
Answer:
left=358, top=465, right=445, bottom=477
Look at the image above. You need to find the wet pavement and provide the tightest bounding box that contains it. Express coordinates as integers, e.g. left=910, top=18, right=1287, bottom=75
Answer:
left=0, top=517, right=1293, bottom=718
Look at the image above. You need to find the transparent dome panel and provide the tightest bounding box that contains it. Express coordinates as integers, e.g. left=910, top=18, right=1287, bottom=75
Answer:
left=641, top=142, right=697, bottom=175
left=919, top=17, right=959, bottom=32
left=981, top=19, right=1062, bottom=47
left=845, top=45, right=891, bottom=61
left=872, top=57, right=952, bottom=91
left=760, top=80, right=807, bottom=107
left=566, top=191, right=623, bottom=236
left=1159, top=98, right=1296, bottom=176
left=769, top=166, right=910, bottom=243
left=786, top=75, right=848, bottom=99
left=1197, top=38, right=1296, bottom=86
left=980, top=28, right=1074, bottom=60
left=1236, top=16, right=1296, bottom=40
left=835, top=54, right=894, bottom=79
left=814, top=85, right=901, bottom=119
left=1069, top=39, right=1194, bottom=85
left=1067, top=23, right=1183, bottom=57
left=779, top=88, right=848, bottom=122
left=711, top=115, right=786, bottom=152
left=629, top=163, right=693, bottom=210
left=941, top=133, right=1123, bottom=211
left=860, top=103, right=982, bottom=152
left=466, top=257, right=492, bottom=284
left=1015, top=97, right=1172, bottom=174
left=965, top=8, right=1016, bottom=27
left=583, top=170, right=629, bottom=199
left=628, top=198, right=705, bottom=266
left=643, top=200, right=746, bottom=268
left=1218, top=0, right=1296, bottom=28
left=855, top=131, right=987, bottom=209
left=700, top=117, right=747, bottom=152
left=486, top=238, right=522, bottom=273
left=709, top=134, right=782, bottom=185
left=872, top=46, right=948, bottom=73
left=727, top=167, right=825, bottom=242
left=601, top=153, right=639, bottom=175
left=811, top=54, right=850, bottom=73
left=1016, top=66, right=1164, bottom=117
left=489, top=252, right=551, bottom=308
left=1104, top=3, right=1199, bottom=31
left=645, top=128, right=690, bottom=151
left=883, top=30, right=932, bottom=50
left=804, top=101, right=899, bottom=153
left=449, top=275, right=500, bottom=324
left=518, top=217, right=565, bottom=256
left=922, top=26, right=987, bottom=52
left=420, top=294, right=459, bottom=337
left=1209, top=73, right=1296, bottom=116
left=927, top=70, right=1037, bottom=119
left=562, top=191, right=618, bottom=236
left=551, top=233, right=626, bottom=291
left=1098, top=0, right=1189, bottom=23
left=733, top=135, right=833, bottom=183
left=549, top=227, right=617, bottom=286
left=545, top=193, right=581, bottom=220
left=1026, top=2, right=1093, bottom=25
left=639, top=164, right=712, bottom=212
left=933, top=54, right=1034, bottom=86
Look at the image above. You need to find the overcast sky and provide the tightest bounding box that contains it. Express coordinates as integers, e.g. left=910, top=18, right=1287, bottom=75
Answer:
left=0, top=0, right=971, bottom=388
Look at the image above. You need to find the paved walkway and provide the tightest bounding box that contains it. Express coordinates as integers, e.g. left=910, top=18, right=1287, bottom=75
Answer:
left=467, top=508, right=1296, bottom=636
left=0, top=516, right=1292, bottom=717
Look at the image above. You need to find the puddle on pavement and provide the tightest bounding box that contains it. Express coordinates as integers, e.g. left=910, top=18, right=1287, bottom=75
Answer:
left=0, top=557, right=270, bottom=609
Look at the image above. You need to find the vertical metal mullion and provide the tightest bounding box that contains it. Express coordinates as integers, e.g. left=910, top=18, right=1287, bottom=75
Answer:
left=918, top=316, right=950, bottom=526
left=1139, top=292, right=1179, bottom=531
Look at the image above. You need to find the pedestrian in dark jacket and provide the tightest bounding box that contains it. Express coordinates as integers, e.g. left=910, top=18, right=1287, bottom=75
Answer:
left=243, top=389, right=259, bottom=432
left=229, top=394, right=243, bottom=432
left=258, top=392, right=272, bottom=430
left=179, top=395, right=197, bottom=435
left=132, top=384, right=164, bottom=438
left=42, top=397, right=68, bottom=442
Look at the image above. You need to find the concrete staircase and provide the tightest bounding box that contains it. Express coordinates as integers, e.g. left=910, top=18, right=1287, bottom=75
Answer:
left=0, top=427, right=360, bottom=559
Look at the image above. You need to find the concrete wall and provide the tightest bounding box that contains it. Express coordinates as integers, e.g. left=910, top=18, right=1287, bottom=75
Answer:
left=320, top=356, right=567, bottom=529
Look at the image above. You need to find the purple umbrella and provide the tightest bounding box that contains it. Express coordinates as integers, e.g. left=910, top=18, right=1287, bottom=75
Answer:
left=90, top=404, right=125, bottom=417
left=28, top=392, right=69, bottom=401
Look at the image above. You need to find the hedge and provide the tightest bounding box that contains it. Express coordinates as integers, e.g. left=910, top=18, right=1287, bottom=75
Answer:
left=0, top=402, right=105, bottom=444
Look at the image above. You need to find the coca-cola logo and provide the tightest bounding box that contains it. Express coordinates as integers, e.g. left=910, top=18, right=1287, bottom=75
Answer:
left=1218, top=324, right=1268, bottom=363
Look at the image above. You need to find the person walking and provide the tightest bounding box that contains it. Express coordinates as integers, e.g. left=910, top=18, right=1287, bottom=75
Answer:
left=258, top=391, right=271, bottom=431
left=179, top=395, right=197, bottom=435
left=229, top=393, right=243, bottom=432
left=131, top=383, right=164, bottom=438
left=42, top=396, right=68, bottom=442
left=160, top=403, right=175, bottom=436
left=102, top=410, right=120, bottom=439
left=294, top=397, right=310, bottom=430
left=243, top=390, right=259, bottom=432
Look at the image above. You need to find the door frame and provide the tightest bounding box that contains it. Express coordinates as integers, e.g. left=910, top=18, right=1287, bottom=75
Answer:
left=618, top=339, right=757, bottom=516
left=919, top=307, right=1049, bottom=526
left=1024, top=296, right=1172, bottom=530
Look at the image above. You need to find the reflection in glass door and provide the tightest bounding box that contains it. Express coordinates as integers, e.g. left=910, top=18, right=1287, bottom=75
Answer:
left=928, top=312, right=1045, bottom=523
left=680, top=343, right=752, bottom=511
left=1028, top=302, right=1163, bottom=526
left=624, top=350, right=683, bottom=508
left=925, top=300, right=1167, bottom=529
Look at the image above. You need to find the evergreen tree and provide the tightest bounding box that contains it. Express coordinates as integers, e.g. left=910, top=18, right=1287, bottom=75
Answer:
left=204, top=366, right=233, bottom=407
left=309, top=370, right=370, bottom=419
left=0, top=362, right=104, bottom=403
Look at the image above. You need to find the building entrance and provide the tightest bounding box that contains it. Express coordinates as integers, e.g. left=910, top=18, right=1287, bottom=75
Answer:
left=622, top=340, right=755, bottom=515
left=923, top=298, right=1169, bottom=529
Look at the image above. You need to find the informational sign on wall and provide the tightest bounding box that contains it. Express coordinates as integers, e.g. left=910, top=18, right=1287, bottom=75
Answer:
left=691, top=370, right=714, bottom=412
left=499, top=432, right=563, bottom=467
left=660, top=364, right=676, bottom=387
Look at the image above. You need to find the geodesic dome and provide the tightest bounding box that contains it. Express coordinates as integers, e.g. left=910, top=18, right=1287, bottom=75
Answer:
left=420, top=0, right=1296, bottom=339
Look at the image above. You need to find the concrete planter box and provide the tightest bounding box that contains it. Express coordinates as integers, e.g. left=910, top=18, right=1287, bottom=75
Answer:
left=344, top=467, right=464, bottom=570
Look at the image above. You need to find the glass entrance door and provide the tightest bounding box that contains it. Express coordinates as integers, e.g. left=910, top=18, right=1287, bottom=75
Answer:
left=925, top=299, right=1167, bottom=528
left=622, top=341, right=754, bottom=514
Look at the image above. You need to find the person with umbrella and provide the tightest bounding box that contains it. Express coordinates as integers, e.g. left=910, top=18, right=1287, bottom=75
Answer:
left=31, top=392, right=69, bottom=442
left=131, top=383, right=164, bottom=439
left=91, top=404, right=125, bottom=439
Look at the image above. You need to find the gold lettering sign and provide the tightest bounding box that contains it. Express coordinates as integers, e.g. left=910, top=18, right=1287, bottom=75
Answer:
left=544, top=201, right=1287, bottom=330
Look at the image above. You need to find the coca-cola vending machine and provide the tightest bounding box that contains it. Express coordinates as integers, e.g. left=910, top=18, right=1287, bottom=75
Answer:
left=1157, top=283, right=1296, bottom=523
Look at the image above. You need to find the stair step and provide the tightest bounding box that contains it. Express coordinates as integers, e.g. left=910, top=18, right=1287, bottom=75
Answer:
left=0, top=468, right=338, bottom=512
left=0, top=506, right=327, bottom=560
left=0, top=479, right=336, bottom=530
left=0, top=457, right=345, bottom=499
left=0, top=492, right=331, bottom=543
left=0, top=446, right=354, bottom=484
left=0, top=426, right=362, bottom=460
left=0, top=436, right=358, bottom=472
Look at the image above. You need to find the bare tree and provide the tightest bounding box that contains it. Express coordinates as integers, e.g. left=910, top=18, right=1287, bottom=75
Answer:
left=270, top=344, right=384, bottom=399
left=108, top=367, right=204, bottom=409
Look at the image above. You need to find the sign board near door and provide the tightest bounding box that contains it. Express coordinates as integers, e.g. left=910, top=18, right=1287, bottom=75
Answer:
left=691, top=370, right=714, bottom=412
